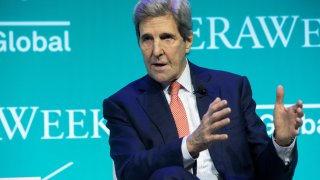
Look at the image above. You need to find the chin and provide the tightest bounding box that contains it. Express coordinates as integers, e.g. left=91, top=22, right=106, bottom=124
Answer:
left=154, top=78, right=168, bottom=84
left=150, top=75, right=170, bottom=85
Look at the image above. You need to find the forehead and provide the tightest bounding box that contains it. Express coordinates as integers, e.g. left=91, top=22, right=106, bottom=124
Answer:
left=139, top=15, right=179, bottom=36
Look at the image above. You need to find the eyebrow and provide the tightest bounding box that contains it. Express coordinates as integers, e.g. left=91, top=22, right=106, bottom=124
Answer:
left=140, top=32, right=176, bottom=39
left=160, top=33, right=176, bottom=39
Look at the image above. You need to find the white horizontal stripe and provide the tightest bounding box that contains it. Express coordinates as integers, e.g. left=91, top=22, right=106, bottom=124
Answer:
left=0, top=178, right=40, bottom=180
left=257, top=104, right=320, bottom=109
left=0, top=21, right=70, bottom=26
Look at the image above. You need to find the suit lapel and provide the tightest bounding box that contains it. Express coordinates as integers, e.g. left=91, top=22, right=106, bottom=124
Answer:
left=189, top=62, right=221, bottom=119
left=136, top=76, right=179, bottom=143
left=189, top=62, right=226, bottom=174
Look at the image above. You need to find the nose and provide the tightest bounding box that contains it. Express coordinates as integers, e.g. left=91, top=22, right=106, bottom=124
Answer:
left=152, top=39, right=164, bottom=57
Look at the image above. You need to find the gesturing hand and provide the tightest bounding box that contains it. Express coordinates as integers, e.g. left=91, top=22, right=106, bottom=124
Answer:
left=187, top=97, right=231, bottom=158
left=274, top=85, right=304, bottom=146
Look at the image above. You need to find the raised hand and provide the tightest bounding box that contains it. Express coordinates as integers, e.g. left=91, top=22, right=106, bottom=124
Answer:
left=273, top=85, right=304, bottom=146
left=187, top=97, right=231, bottom=158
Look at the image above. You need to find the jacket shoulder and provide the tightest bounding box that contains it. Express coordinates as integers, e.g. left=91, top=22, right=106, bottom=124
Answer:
left=192, top=63, right=245, bottom=83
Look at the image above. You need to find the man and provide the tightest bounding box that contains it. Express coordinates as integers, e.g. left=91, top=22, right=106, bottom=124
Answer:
left=103, top=0, right=304, bottom=179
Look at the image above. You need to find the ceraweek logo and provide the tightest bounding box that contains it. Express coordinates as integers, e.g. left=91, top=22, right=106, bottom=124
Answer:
left=192, top=15, right=320, bottom=49
left=0, top=21, right=71, bottom=53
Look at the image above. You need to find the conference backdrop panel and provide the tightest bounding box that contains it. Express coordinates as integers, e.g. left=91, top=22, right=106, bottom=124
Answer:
left=1, top=0, right=319, bottom=179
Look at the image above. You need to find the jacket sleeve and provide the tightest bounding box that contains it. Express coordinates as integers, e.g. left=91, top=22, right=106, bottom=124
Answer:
left=103, top=98, right=184, bottom=180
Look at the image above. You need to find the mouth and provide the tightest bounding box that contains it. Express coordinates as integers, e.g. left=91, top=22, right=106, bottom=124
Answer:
left=153, top=63, right=166, bottom=67
left=151, top=63, right=168, bottom=71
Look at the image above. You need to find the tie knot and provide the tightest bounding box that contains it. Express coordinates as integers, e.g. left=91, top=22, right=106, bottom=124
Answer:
left=170, top=81, right=181, bottom=95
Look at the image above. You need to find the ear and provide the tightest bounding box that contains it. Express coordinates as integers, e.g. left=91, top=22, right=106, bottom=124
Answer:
left=185, top=32, right=194, bottom=53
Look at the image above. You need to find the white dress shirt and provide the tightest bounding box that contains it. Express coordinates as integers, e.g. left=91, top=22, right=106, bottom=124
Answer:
left=163, top=61, right=295, bottom=179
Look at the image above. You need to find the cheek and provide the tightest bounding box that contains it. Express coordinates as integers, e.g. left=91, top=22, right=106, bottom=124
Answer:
left=140, top=46, right=148, bottom=54
left=141, top=52, right=150, bottom=63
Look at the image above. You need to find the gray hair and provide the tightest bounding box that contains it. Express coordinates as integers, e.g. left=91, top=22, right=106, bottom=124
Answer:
left=134, top=0, right=192, bottom=42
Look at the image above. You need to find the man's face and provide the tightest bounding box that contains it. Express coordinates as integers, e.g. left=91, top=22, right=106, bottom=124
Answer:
left=139, top=14, right=193, bottom=85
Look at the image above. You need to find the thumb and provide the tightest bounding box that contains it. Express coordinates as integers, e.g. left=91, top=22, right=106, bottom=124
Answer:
left=276, top=85, right=284, bottom=105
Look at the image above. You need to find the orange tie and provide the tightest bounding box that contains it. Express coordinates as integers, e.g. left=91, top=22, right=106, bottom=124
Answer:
left=169, top=81, right=190, bottom=138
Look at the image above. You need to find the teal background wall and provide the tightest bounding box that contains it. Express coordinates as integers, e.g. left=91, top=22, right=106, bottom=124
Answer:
left=0, top=0, right=319, bottom=179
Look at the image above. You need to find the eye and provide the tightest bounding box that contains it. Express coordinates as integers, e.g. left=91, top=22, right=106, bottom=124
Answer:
left=160, top=33, right=175, bottom=40
left=140, top=34, right=153, bottom=42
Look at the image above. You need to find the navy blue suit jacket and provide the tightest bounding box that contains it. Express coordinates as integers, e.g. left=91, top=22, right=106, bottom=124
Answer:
left=103, top=62, right=297, bottom=180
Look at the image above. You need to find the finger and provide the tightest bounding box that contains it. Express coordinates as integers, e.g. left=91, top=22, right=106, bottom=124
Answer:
left=208, top=134, right=229, bottom=142
left=213, top=97, right=221, bottom=104
left=292, top=129, right=300, bottom=136
left=276, top=85, right=284, bottom=105
left=210, top=117, right=230, bottom=132
left=295, top=117, right=303, bottom=129
left=289, top=100, right=303, bottom=111
left=205, top=99, right=228, bottom=117
left=295, top=100, right=304, bottom=116
left=204, top=98, right=221, bottom=116
left=296, top=107, right=304, bottom=118
left=297, top=100, right=303, bottom=108
left=209, top=107, right=231, bottom=124
left=287, top=103, right=304, bottom=118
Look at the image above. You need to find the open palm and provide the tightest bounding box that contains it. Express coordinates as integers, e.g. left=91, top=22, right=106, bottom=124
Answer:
left=273, top=85, right=304, bottom=146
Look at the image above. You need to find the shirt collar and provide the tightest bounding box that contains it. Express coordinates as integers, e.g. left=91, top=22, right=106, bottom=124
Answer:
left=163, top=60, right=193, bottom=93
left=177, top=61, right=193, bottom=93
